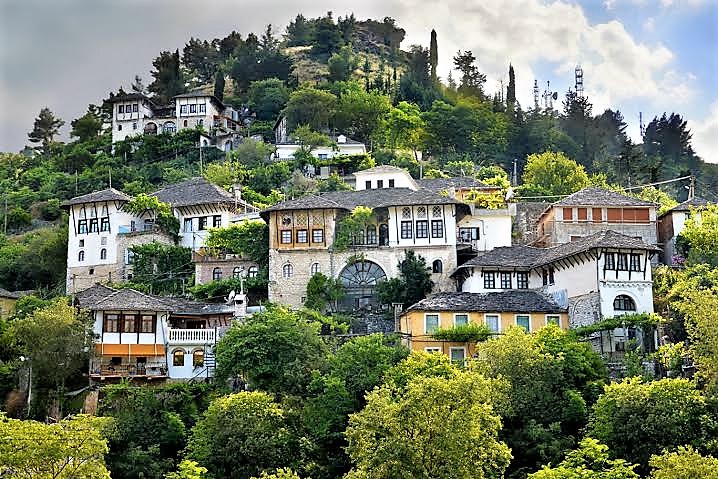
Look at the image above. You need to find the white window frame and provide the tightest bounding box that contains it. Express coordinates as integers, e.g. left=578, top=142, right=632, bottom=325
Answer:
left=454, top=313, right=469, bottom=327
left=424, top=313, right=440, bottom=334
left=515, top=314, right=531, bottom=332
left=545, top=315, right=561, bottom=327
left=484, top=313, right=500, bottom=334
left=449, top=346, right=466, bottom=365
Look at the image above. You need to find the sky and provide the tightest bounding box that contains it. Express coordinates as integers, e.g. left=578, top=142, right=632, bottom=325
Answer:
left=1, top=0, right=716, bottom=163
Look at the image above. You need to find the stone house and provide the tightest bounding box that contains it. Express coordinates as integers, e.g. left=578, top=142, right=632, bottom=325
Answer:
left=657, top=196, right=711, bottom=264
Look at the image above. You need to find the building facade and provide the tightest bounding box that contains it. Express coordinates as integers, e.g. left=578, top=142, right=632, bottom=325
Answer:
left=657, top=196, right=710, bottom=264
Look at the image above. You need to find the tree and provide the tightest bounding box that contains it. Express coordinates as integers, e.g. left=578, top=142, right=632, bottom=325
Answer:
left=344, top=370, right=511, bottom=479
left=376, top=250, right=433, bottom=308
left=520, top=151, right=590, bottom=197
left=165, top=460, right=208, bottom=479
left=213, top=72, right=225, bottom=102
left=649, top=446, right=718, bottom=479
left=286, top=14, right=314, bottom=46
left=381, top=101, right=425, bottom=159
left=128, top=242, right=192, bottom=295
left=588, top=377, right=709, bottom=472
left=251, top=469, right=302, bottom=479
left=205, top=220, right=269, bottom=268
left=507, top=64, right=516, bottom=108
left=182, top=38, right=219, bottom=84
left=28, top=108, right=64, bottom=152
left=429, top=29, right=438, bottom=82
left=453, top=50, right=486, bottom=98
left=248, top=78, right=290, bottom=122
left=149, top=50, right=185, bottom=105
left=312, top=12, right=342, bottom=55
left=70, top=107, right=103, bottom=142
left=214, top=305, right=328, bottom=396
left=328, top=45, right=358, bottom=82
left=643, top=113, right=700, bottom=179
left=528, top=438, right=639, bottom=479
left=335, top=87, right=392, bottom=143
left=284, top=87, right=337, bottom=131
left=185, top=392, right=294, bottom=479
left=0, top=413, right=112, bottom=478
left=305, top=273, right=345, bottom=313
left=677, top=203, right=718, bottom=267
left=677, top=287, right=718, bottom=392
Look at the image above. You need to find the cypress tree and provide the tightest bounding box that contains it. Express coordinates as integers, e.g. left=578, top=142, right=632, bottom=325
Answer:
left=429, top=29, right=438, bottom=82
left=214, top=72, right=225, bottom=102
left=507, top=63, right=516, bottom=108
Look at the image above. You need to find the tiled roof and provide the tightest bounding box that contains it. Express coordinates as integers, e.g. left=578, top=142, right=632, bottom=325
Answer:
left=457, top=230, right=660, bottom=272
left=0, top=288, right=34, bottom=300
left=152, top=177, right=237, bottom=208
left=109, top=93, right=151, bottom=103
left=162, top=297, right=234, bottom=315
left=405, top=291, right=566, bottom=314
left=664, top=196, right=711, bottom=214
left=261, top=187, right=463, bottom=215
left=74, top=284, right=118, bottom=308
left=93, top=289, right=174, bottom=311
left=62, top=188, right=132, bottom=207
left=417, top=177, right=494, bottom=192
left=353, top=165, right=408, bottom=174
left=553, top=187, right=656, bottom=207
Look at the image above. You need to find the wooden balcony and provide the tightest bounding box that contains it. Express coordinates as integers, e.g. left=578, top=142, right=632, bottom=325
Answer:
left=168, top=328, right=216, bottom=345
left=90, top=361, right=167, bottom=380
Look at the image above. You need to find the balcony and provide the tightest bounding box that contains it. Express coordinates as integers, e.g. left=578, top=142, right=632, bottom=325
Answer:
left=90, top=360, right=167, bottom=379
left=168, top=328, right=216, bottom=345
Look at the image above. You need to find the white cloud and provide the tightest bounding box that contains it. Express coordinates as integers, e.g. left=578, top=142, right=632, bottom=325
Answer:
left=691, top=101, right=718, bottom=163
left=643, top=17, right=655, bottom=31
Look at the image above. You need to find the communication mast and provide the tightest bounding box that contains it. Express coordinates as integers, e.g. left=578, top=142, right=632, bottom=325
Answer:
left=543, top=80, right=557, bottom=110
left=533, top=80, right=540, bottom=110
left=639, top=112, right=646, bottom=138
left=575, top=64, right=584, bottom=98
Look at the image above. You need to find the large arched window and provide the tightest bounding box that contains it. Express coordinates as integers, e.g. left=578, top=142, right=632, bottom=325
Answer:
left=163, top=121, right=176, bottom=133
left=338, top=261, right=387, bottom=310
left=247, top=266, right=258, bottom=278
left=283, top=263, right=294, bottom=278
left=212, top=268, right=222, bottom=281
left=432, top=259, right=443, bottom=273
left=192, top=349, right=205, bottom=368
left=144, top=122, right=157, bottom=135
left=613, top=294, right=636, bottom=311
left=172, top=349, right=185, bottom=367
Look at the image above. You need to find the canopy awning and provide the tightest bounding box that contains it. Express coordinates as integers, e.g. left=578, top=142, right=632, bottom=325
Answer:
left=95, top=343, right=165, bottom=357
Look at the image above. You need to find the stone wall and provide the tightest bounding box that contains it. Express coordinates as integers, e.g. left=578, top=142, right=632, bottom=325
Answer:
left=194, top=256, right=259, bottom=284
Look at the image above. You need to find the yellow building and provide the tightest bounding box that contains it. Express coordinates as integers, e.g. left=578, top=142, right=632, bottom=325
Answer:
left=0, top=288, right=34, bottom=319
left=400, top=291, right=569, bottom=362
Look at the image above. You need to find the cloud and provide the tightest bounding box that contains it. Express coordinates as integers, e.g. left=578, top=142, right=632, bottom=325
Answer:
left=643, top=17, right=655, bottom=32
left=691, top=101, right=718, bottom=163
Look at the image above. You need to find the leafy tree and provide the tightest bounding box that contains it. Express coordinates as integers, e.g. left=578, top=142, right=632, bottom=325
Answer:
left=248, top=78, right=290, bottom=121
left=185, top=392, right=294, bottom=479
left=649, top=446, right=718, bottom=479
left=677, top=203, right=718, bottom=266
left=286, top=14, right=314, bottom=46
left=560, top=90, right=594, bottom=169
left=182, top=37, right=220, bottom=84
left=345, top=369, right=511, bottom=479
left=312, top=12, right=342, bottom=55
left=0, top=224, right=68, bottom=291
left=284, top=87, right=337, bottom=131
left=381, top=101, right=425, bottom=159
left=70, top=107, right=103, bottom=142
left=214, top=305, right=329, bottom=395
left=398, top=45, right=439, bottom=109
left=0, top=413, right=112, bottom=478
left=305, top=272, right=345, bottom=313
left=335, top=87, right=392, bottom=143
left=128, top=242, right=192, bottom=295
left=125, top=194, right=180, bottom=240
left=328, top=44, right=358, bottom=82
left=677, top=288, right=718, bottom=392
left=205, top=220, right=269, bottom=268
left=28, top=108, right=64, bottom=152
left=453, top=50, right=486, bottom=98
left=520, top=151, right=590, bottom=197
left=377, top=250, right=433, bottom=308
left=165, top=460, right=208, bottom=479
left=528, top=438, right=639, bottom=479
left=251, top=469, right=303, bottom=479
left=290, top=126, right=333, bottom=168
left=149, top=50, right=186, bottom=104
left=588, top=377, right=710, bottom=472
left=643, top=113, right=700, bottom=179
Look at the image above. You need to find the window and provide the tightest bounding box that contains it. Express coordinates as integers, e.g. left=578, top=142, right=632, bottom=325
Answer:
left=484, top=272, right=495, bottom=289
left=190, top=104, right=197, bottom=113
left=432, top=206, right=442, bottom=218
left=104, top=313, right=119, bottom=333
left=377, top=180, right=384, bottom=188
left=400, top=221, right=413, bottom=239
left=132, top=104, right=138, bottom=112
left=402, top=207, right=411, bottom=219
left=516, top=315, right=530, bottom=332
left=198, top=217, right=208, bottom=230
left=180, top=105, right=188, bottom=114
left=173, top=349, right=185, bottom=366
left=78, top=250, right=85, bottom=262
left=617, top=253, right=629, bottom=271
left=613, top=295, right=636, bottom=311
left=199, top=104, right=206, bottom=113
left=247, top=266, right=258, bottom=277
left=89, top=268, right=94, bottom=275
left=280, top=230, right=292, bottom=244
left=311, top=262, right=321, bottom=274
left=132, top=122, right=137, bottom=130
left=183, top=119, right=188, bottom=127
left=232, top=267, right=242, bottom=278
left=101, top=237, right=107, bottom=245
left=459, top=227, right=479, bottom=242
left=118, top=105, right=124, bottom=114
left=432, top=259, right=443, bottom=273
left=89, top=218, right=99, bottom=233
left=365, top=181, right=371, bottom=189
left=454, top=314, right=468, bottom=326
left=140, top=314, right=155, bottom=333
left=366, top=225, right=377, bottom=244
left=163, top=122, right=176, bottom=133
left=549, top=268, right=555, bottom=284
left=424, top=347, right=441, bottom=353
left=296, top=229, right=308, bottom=243
left=416, top=220, right=428, bottom=238
left=605, top=253, right=615, bottom=270
left=312, top=229, right=324, bottom=243
left=318, top=153, right=328, bottom=160
left=563, top=207, right=574, bottom=222
left=577, top=208, right=588, bottom=221
left=425, top=314, right=439, bottom=334
left=117, top=124, right=122, bottom=131
left=212, top=268, right=222, bottom=281
left=485, top=314, right=500, bottom=333
left=123, top=314, right=137, bottom=333
left=431, top=220, right=444, bottom=238
left=100, top=217, right=110, bottom=232
left=184, top=218, right=193, bottom=232
left=517, top=272, right=529, bottom=289
left=546, top=315, right=561, bottom=326
left=281, top=215, right=292, bottom=226
left=126, top=249, right=135, bottom=265
left=198, top=119, right=203, bottom=126
left=417, top=206, right=427, bottom=218
left=630, top=254, right=642, bottom=272
left=283, top=263, right=293, bottom=278
left=213, top=215, right=222, bottom=228
left=450, top=347, right=466, bottom=365
left=389, top=179, right=395, bottom=187
left=100, top=248, right=107, bottom=260
left=193, top=349, right=204, bottom=368
left=592, top=208, right=603, bottom=223
left=79, top=239, right=84, bottom=247
left=500, top=272, right=512, bottom=289
left=543, top=268, right=555, bottom=285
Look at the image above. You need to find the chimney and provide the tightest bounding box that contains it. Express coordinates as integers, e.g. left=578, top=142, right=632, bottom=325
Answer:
left=232, top=183, right=242, bottom=202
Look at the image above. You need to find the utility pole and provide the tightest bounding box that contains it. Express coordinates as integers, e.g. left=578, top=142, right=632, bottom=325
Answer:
left=199, top=142, right=204, bottom=174
left=3, top=197, right=7, bottom=235
left=512, top=159, right=518, bottom=186
left=688, top=175, right=696, bottom=200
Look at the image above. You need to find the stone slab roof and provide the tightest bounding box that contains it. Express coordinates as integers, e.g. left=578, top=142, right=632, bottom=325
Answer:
left=62, top=188, right=132, bottom=207
left=417, top=177, right=494, bottom=192
left=152, top=177, right=237, bottom=208
left=662, top=196, right=711, bottom=215
left=0, top=288, right=34, bottom=300
left=405, top=291, right=566, bottom=314
left=109, top=93, right=151, bottom=103
left=457, top=230, right=660, bottom=272
left=553, top=187, right=656, bottom=207
left=92, top=288, right=174, bottom=311
left=74, top=284, right=118, bottom=308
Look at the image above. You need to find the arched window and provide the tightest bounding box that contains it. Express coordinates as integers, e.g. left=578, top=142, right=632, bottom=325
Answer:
left=144, top=122, right=157, bottom=135
left=311, top=262, right=321, bottom=274
left=79, top=207, right=86, bottom=219
left=283, top=263, right=293, bottom=278
left=233, top=267, right=241, bottom=278
left=248, top=266, right=258, bottom=278
left=193, top=349, right=205, bottom=368
left=172, top=349, right=185, bottom=367
left=198, top=119, right=204, bottom=126
left=163, top=121, right=176, bottom=133
left=224, top=141, right=232, bottom=151
left=613, top=294, right=636, bottom=311
left=366, top=225, right=377, bottom=244
left=100, top=248, right=107, bottom=260
left=183, top=119, right=188, bottom=127
left=432, top=259, right=443, bottom=273
left=212, top=267, right=222, bottom=281
left=379, top=224, right=389, bottom=246
left=338, top=261, right=387, bottom=310
left=78, top=250, right=85, bottom=262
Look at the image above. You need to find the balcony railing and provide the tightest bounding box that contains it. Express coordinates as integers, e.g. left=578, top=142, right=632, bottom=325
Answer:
left=168, top=328, right=216, bottom=344
left=90, top=361, right=167, bottom=378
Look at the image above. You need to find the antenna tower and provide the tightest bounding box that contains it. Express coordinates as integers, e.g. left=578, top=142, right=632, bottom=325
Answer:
left=543, top=80, right=555, bottom=110
left=575, top=64, right=584, bottom=98
left=533, top=80, right=540, bottom=110
left=639, top=112, right=646, bottom=138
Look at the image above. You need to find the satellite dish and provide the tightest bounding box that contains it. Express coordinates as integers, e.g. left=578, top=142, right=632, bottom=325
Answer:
left=552, top=92, right=558, bottom=100
left=227, top=290, right=236, bottom=303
